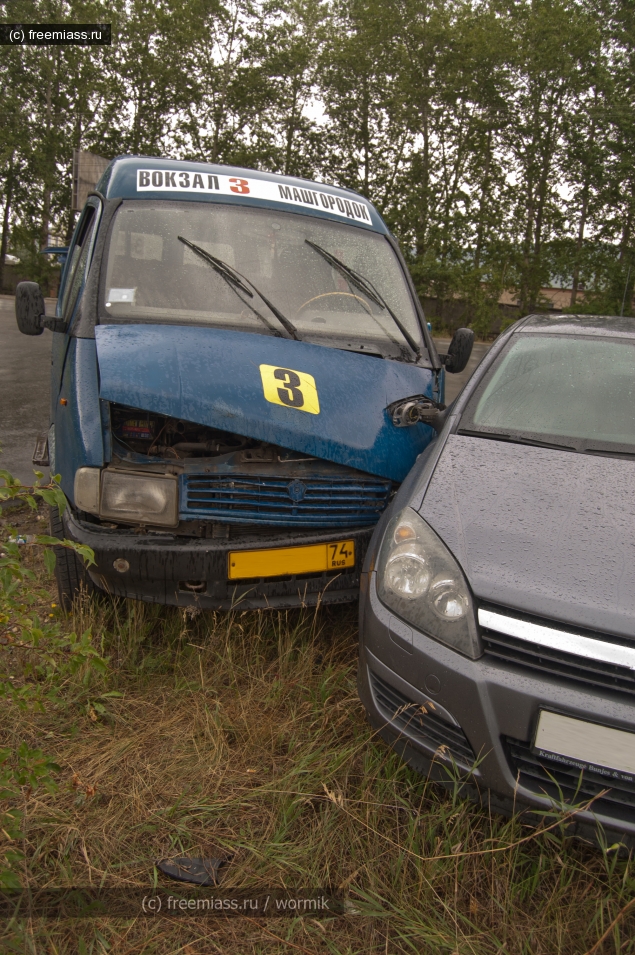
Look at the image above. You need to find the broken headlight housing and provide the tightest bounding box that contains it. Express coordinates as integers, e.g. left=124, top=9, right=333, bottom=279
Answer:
left=376, top=507, right=481, bottom=658
left=75, top=468, right=178, bottom=527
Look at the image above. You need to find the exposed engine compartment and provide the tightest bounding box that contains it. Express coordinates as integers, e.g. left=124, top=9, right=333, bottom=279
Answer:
left=111, top=403, right=261, bottom=460
left=104, top=403, right=394, bottom=534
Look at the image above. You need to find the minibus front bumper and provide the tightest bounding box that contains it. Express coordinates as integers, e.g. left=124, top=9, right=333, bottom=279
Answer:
left=62, top=509, right=373, bottom=609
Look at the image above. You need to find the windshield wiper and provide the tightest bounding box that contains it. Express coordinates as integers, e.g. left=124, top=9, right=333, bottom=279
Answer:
left=458, top=428, right=579, bottom=452
left=304, top=239, right=420, bottom=360
left=459, top=427, right=635, bottom=456
left=580, top=442, right=635, bottom=457
left=178, top=236, right=299, bottom=341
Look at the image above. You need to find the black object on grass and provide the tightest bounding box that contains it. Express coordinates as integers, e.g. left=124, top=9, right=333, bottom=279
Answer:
left=156, top=856, right=227, bottom=886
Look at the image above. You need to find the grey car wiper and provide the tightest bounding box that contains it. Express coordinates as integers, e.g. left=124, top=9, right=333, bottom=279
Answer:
left=580, top=442, right=635, bottom=457
left=458, top=428, right=579, bottom=452
left=304, top=239, right=420, bottom=360
left=178, top=236, right=299, bottom=341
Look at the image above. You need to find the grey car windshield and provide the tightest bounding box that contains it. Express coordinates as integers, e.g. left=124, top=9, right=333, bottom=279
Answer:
left=101, top=200, right=424, bottom=360
left=461, top=333, right=635, bottom=451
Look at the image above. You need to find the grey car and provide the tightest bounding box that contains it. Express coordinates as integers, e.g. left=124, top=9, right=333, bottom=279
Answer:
left=358, top=314, right=635, bottom=846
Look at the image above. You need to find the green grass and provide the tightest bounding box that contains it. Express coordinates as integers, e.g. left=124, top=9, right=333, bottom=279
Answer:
left=2, top=504, right=635, bottom=954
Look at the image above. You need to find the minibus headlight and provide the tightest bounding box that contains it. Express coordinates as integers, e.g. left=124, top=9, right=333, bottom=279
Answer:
left=75, top=468, right=178, bottom=526
left=100, top=471, right=178, bottom=526
left=376, top=507, right=481, bottom=658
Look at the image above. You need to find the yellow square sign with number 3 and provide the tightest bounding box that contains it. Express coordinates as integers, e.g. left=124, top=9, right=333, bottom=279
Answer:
left=259, top=364, right=320, bottom=414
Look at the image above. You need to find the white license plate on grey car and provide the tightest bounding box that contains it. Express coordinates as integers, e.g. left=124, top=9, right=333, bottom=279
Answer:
left=533, top=711, right=635, bottom=782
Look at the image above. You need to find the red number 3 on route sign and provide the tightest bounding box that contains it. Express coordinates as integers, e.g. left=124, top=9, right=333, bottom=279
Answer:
left=229, top=177, right=250, bottom=194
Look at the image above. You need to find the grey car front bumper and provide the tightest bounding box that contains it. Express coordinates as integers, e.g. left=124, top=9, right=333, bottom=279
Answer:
left=358, top=571, right=635, bottom=846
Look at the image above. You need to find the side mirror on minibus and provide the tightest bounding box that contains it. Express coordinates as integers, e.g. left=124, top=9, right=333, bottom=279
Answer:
left=15, top=281, right=67, bottom=335
left=15, top=282, right=45, bottom=335
left=442, top=327, right=474, bottom=374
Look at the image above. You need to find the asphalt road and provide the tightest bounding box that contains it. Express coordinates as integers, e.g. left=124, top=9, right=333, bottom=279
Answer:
left=0, top=295, right=52, bottom=484
left=0, top=294, right=490, bottom=483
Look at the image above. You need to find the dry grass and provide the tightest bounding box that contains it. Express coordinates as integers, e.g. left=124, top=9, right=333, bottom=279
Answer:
left=2, top=505, right=635, bottom=954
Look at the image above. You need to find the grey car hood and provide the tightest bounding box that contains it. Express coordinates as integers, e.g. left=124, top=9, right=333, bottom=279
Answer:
left=419, top=434, right=635, bottom=639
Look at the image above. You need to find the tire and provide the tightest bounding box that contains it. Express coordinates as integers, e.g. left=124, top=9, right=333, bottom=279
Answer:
left=49, top=505, right=96, bottom=611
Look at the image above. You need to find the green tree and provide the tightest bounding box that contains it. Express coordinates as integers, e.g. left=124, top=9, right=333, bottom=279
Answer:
left=243, top=0, right=327, bottom=176
left=178, top=0, right=260, bottom=165
left=583, top=0, right=635, bottom=314
left=501, top=0, right=602, bottom=313
left=95, top=0, right=214, bottom=158
left=0, top=42, right=33, bottom=290
left=0, top=0, right=118, bottom=288
left=320, top=0, right=406, bottom=200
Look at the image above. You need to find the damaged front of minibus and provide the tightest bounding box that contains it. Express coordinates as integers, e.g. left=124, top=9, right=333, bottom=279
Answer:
left=16, top=157, right=471, bottom=610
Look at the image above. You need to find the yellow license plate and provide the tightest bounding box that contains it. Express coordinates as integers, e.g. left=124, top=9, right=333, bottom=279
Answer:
left=228, top=540, right=355, bottom=580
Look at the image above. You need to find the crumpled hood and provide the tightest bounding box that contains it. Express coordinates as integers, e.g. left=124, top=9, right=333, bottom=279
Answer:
left=95, top=324, right=436, bottom=482
left=419, top=434, right=635, bottom=638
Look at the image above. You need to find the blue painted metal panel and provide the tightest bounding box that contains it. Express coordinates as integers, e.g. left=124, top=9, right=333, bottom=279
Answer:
left=50, top=330, right=69, bottom=419
left=438, top=365, right=446, bottom=405
left=55, top=338, right=104, bottom=501
left=99, top=157, right=387, bottom=233
left=95, top=325, right=436, bottom=482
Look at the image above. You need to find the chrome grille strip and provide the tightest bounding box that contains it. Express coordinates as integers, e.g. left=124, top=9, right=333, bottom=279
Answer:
left=478, top=609, right=635, bottom=672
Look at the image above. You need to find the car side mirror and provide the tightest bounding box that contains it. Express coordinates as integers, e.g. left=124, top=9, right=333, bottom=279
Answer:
left=15, top=282, right=45, bottom=335
left=15, top=281, right=68, bottom=335
left=443, top=327, right=474, bottom=374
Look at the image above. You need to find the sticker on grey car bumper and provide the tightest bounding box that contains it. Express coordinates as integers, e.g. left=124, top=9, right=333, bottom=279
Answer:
left=534, top=710, right=635, bottom=781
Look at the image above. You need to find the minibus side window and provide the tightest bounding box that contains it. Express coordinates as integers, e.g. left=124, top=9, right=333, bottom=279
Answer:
left=60, top=206, right=98, bottom=322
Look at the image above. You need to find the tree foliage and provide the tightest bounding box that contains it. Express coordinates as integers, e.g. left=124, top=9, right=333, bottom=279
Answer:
left=2, top=0, right=635, bottom=332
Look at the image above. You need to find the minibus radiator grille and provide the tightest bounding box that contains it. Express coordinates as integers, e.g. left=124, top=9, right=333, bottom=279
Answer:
left=181, top=473, right=392, bottom=526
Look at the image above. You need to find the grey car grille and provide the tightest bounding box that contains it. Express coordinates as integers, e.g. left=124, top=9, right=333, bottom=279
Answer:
left=506, top=737, right=635, bottom=824
left=369, top=671, right=475, bottom=768
left=481, top=609, right=635, bottom=699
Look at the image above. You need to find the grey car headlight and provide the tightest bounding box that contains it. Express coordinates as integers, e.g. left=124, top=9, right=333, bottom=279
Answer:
left=74, top=467, right=178, bottom=526
left=376, top=507, right=481, bottom=658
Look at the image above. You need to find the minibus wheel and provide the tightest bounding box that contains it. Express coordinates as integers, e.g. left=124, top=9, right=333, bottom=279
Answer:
left=49, top=506, right=96, bottom=612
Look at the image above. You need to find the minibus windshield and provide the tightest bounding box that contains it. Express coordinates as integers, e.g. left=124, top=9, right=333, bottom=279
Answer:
left=101, top=201, right=425, bottom=360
